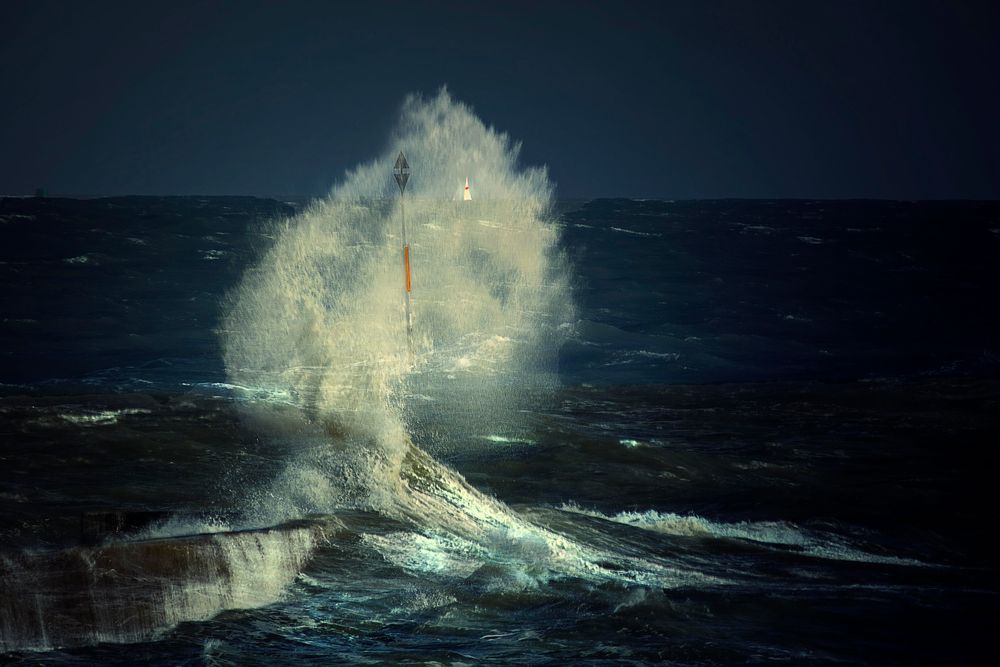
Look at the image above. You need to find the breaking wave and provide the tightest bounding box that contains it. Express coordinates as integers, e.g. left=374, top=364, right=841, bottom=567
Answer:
left=559, top=504, right=928, bottom=567
left=217, top=89, right=692, bottom=590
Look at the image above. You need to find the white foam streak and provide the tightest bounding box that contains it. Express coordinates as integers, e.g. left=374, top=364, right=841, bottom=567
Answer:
left=560, top=504, right=927, bottom=567
left=59, top=408, right=151, bottom=426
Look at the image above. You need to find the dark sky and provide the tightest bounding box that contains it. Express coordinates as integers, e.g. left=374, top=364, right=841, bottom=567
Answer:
left=1, top=1, right=997, bottom=199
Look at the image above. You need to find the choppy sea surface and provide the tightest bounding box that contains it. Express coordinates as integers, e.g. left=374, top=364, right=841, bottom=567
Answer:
left=1, top=196, right=998, bottom=665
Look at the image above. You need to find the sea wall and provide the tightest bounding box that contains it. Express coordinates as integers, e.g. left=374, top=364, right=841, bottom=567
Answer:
left=0, top=520, right=328, bottom=652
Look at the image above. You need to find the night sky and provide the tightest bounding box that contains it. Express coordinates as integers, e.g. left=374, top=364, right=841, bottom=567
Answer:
left=2, top=1, right=997, bottom=199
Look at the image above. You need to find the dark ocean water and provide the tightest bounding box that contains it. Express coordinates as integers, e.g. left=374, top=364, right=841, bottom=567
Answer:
left=1, top=196, right=998, bottom=664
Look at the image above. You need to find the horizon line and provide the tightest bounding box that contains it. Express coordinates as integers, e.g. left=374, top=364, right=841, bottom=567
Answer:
left=4, top=193, right=1000, bottom=204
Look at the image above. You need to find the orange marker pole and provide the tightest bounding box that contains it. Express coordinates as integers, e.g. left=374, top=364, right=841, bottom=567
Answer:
left=404, top=244, right=411, bottom=292
left=401, top=196, right=412, bottom=346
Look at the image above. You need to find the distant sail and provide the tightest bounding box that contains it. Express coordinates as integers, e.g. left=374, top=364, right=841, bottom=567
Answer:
left=464, top=177, right=472, bottom=201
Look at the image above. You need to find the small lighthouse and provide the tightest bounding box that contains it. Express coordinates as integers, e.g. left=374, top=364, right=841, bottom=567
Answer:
left=463, top=177, right=472, bottom=201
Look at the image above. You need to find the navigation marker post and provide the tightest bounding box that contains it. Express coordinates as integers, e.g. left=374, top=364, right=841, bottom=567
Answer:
left=392, top=151, right=413, bottom=352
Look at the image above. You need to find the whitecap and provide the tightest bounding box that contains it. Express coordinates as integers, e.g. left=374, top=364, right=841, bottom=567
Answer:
left=59, top=407, right=152, bottom=426
left=559, top=504, right=927, bottom=567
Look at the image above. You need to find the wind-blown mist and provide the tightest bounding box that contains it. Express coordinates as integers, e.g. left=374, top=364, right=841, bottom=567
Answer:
left=221, top=89, right=573, bottom=519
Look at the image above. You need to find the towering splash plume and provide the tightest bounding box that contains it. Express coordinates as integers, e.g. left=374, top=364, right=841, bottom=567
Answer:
left=222, top=89, right=573, bottom=515
left=221, top=91, right=704, bottom=591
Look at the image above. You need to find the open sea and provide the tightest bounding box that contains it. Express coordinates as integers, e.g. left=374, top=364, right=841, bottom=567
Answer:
left=1, top=194, right=998, bottom=665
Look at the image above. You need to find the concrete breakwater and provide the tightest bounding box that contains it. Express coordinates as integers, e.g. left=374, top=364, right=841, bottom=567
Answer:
left=1, top=517, right=331, bottom=652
